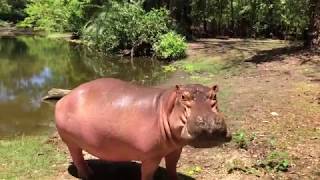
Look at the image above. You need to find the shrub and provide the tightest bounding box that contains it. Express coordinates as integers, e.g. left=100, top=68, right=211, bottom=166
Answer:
left=82, top=2, right=170, bottom=54
left=19, top=0, right=89, bottom=32
left=153, top=31, right=187, bottom=60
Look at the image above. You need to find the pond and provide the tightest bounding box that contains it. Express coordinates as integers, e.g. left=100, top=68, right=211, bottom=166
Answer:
left=0, top=36, right=168, bottom=137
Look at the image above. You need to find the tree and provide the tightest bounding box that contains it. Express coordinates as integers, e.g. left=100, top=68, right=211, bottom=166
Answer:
left=308, top=0, right=320, bottom=50
left=0, top=0, right=11, bottom=15
left=0, top=0, right=27, bottom=22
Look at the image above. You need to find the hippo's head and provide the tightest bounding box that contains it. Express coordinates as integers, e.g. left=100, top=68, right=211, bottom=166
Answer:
left=168, top=84, right=231, bottom=148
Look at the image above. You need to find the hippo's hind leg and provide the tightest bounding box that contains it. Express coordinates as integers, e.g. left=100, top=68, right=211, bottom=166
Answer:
left=66, top=143, right=93, bottom=179
left=165, top=148, right=182, bottom=180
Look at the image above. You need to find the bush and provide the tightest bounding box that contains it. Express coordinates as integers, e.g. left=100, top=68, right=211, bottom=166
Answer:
left=19, top=0, right=89, bottom=32
left=82, top=2, right=171, bottom=54
left=153, top=31, right=187, bottom=59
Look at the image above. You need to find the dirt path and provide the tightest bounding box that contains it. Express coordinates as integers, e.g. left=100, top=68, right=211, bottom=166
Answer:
left=175, top=40, right=320, bottom=179
left=53, top=39, right=320, bottom=180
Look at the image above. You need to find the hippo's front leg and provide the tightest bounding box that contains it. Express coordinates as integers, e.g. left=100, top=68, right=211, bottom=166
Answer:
left=165, top=148, right=182, bottom=180
left=141, top=158, right=162, bottom=180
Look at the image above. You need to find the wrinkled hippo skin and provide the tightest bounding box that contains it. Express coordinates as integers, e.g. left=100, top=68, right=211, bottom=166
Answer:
left=55, top=78, right=231, bottom=180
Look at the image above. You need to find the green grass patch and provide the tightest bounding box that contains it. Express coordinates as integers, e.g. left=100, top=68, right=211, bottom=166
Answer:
left=232, top=130, right=256, bottom=150
left=227, top=159, right=261, bottom=177
left=256, top=151, right=291, bottom=172
left=162, top=39, right=293, bottom=80
left=183, top=165, right=202, bottom=176
left=175, top=58, right=226, bottom=74
left=0, top=136, right=67, bottom=179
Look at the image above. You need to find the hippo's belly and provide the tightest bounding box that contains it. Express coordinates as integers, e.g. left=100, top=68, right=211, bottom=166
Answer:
left=57, top=109, right=164, bottom=162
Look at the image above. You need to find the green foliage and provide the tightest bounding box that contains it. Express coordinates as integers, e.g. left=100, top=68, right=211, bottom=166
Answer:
left=20, top=0, right=90, bottom=32
left=169, top=0, right=310, bottom=38
left=162, top=64, right=177, bottom=72
left=153, top=31, right=187, bottom=59
left=227, top=159, right=261, bottom=176
left=0, top=0, right=26, bottom=22
left=184, top=165, right=202, bottom=176
left=82, top=2, right=170, bottom=53
left=256, top=151, right=291, bottom=172
left=233, top=130, right=256, bottom=149
left=0, top=0, right=11, bottom=14
left=0, top=0, right=315, bottom=41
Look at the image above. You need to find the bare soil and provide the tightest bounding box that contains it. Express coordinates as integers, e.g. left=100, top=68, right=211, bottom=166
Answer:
left=177, top=39, right=320, bottom=180
left=53, top=39, right=320, bottom=180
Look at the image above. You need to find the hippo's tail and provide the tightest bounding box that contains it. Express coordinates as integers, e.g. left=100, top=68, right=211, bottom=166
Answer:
left=42, top=88, right=72, bottom=101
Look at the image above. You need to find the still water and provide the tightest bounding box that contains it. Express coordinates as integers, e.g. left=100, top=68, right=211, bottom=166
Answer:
left=0, top=36, right=167, bottom=137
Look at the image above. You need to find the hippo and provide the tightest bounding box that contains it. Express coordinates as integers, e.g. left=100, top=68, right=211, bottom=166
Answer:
left=55, top=78, right=231, bottom=180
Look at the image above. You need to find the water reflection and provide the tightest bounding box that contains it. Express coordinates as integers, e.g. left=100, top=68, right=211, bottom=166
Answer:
left=0, top=36, right=167, bottom=137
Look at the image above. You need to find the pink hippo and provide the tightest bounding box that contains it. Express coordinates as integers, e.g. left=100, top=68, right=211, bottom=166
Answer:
left=55, top=78, right=231, bottom=180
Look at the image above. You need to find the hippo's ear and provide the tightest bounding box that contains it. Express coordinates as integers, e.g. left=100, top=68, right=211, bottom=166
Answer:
left=165, top=88, right=178, bottom=115
left=175, top=85, right=184, bottom=93
left=212, top=85, right=219, bottom=92
left=175, top=85, right=181, bottom=91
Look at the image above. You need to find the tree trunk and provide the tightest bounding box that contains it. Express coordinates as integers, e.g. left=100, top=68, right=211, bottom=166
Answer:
left=131, top=47, right=134, bottom=59
left=218, top=0, right=222, bottom=35
left=230, top=0, right=234, bottom=36
left=181, top=0, right=192, bottom=39
left=250, top=0, right=257, bottom=37
left=203, top=0, right=208, bottom=35
left=308, top=0, right=320, bottom=50
left=267, top=0, right=274, bottom=38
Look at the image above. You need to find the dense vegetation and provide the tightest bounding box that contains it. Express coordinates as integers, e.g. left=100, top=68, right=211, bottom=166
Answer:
left=153, top=31, right=187, bottom=59
left=1, top=0, right=319, bottom=54
left=0, top=0, right=26, bottom=23
left=19, top=0, right=90, bottom=33
left=82, top=2, right=174, bottom=57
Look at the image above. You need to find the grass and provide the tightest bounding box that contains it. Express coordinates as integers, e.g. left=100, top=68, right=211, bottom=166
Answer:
left=232, top=130, right=256, bottom=150
left=226, top=150, right=291, bottom=177
left=163, top=39, right=293, bottom=79
left=256, top=151, right=291, bottom=172
left=182, top=165, right=203, bottom=176
left=0, top=136, right=67, bottom=179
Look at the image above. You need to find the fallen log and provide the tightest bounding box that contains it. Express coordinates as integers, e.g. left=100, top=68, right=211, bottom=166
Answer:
left=42, top=88, right=71, bottom=101
left=216, top=36, right=230, bottom=40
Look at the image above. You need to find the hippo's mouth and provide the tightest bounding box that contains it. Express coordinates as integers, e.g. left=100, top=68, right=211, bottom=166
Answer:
left=187, top=139, right=228, bottom=148
left=181, top=125, right=232, bottom=148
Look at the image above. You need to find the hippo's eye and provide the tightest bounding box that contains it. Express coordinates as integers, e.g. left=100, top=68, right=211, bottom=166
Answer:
left=209, top=94, right=216, bottom=100
left=181, top=92, right=192, bottom=101
left=211, top=101, right=217, bottom=108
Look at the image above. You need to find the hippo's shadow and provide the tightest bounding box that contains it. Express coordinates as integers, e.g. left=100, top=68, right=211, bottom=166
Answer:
left=68, top=159, right=195, bottom=180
